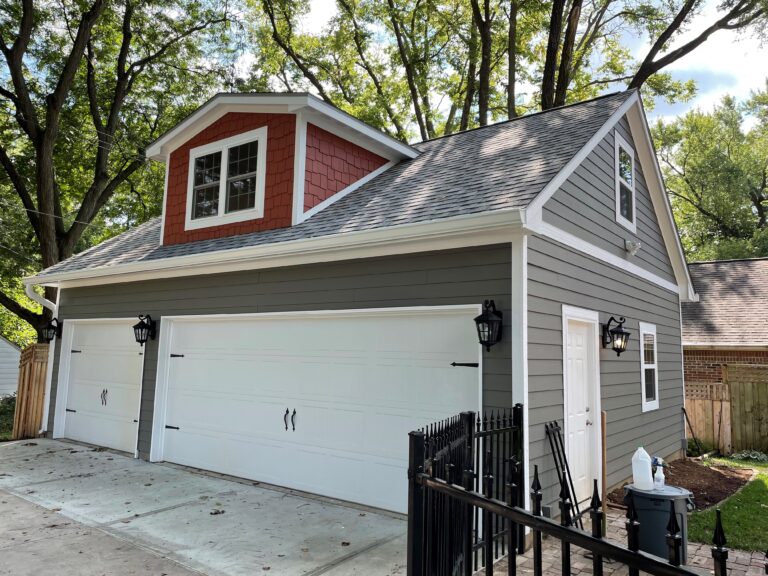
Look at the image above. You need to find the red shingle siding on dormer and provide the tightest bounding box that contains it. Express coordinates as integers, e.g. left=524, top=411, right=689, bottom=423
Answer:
left=304, top=123, right=388, bottom=212
left=162, top=113, right=295, bottom=245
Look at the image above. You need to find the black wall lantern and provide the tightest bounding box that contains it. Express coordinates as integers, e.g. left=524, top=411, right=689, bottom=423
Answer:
left=133, top=315, right=156, bottom=347
left=474, top=300, right=503, bottom=351
left=41, top=318, right=62, bottom=343
left=602, top=316, right=630, bottom=356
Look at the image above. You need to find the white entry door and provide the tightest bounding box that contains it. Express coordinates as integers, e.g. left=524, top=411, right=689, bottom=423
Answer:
left=563, top=314, right=600, bottom=504
left=156, top=307, right=481, bottom=513
left=59, top=321, right=144, bottom=454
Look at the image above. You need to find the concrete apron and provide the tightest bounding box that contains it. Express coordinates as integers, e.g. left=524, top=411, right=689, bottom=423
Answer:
left=0, top=439, right=407, bottom=576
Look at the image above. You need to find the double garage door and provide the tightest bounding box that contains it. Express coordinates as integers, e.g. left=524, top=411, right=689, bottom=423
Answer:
left=58, top=308, right=480, bottom=512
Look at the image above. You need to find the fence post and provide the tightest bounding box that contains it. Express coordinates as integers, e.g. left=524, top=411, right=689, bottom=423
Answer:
left=512, top=403, right=525, bottom=554
left=589, top=480, right=604, bottom=576
left=407, top=431, right=426, bottom=576
left=559, top=475, right=572, bottom=576
left=625, top=492, right=640, bottom=576
left=666, top=500, right=683, bottom=567
left=531, top=466, right=543, bottom=576
left=484, top=465, right=494, bottom=576
left=506, top=473, right=518, bottom=576
left=711, top=509, right=728, bottom=576
left=462, top=468, right=475, bottom=576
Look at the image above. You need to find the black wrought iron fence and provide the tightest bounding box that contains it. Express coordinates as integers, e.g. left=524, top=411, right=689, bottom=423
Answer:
left=410, top=406, right=525, bottom=575
left=407, top=411, right=754, bottom=576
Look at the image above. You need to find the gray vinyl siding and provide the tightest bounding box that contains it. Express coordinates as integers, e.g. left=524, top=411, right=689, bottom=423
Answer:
left=527, top=234, right=684, bottom=509
left=49, top=245, right=513, bottom=459
left=0, top=339, right=20, bottom=396
left=542, top=116, right=676, bottom=283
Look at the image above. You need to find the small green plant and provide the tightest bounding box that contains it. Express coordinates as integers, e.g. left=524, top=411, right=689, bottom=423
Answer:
left=731, top=450, right=768, bottom=463
left=687, top=438, right=714, bottom=457
left=0, top=394, right=15, bottom=441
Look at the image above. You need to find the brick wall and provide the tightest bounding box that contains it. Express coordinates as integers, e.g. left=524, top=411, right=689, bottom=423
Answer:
left=303, top=123, right=388, bottom=212
left=684, top=348, right=768, bottom=384
left=163, top=112, right=296, bottom=245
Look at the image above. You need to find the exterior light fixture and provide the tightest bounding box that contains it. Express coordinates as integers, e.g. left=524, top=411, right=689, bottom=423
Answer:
left=133, top=315, right=156, bottom=347
left=474, top=300, right=503, bottom=351
left=41, top=318, right=62, bottom=343
left=602, top=316, right=630, bottom=356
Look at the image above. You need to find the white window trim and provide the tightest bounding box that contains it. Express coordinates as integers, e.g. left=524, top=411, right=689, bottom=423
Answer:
left=185, top=126, right=268, bottom=231
left=639, top=321, right=659, bottom=412
left=614, top=131, right=636, bottom=233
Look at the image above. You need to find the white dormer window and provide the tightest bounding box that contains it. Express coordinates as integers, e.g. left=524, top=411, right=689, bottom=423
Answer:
left=185, top=126, right=268, bottom=231
left=614, top=132, right=636, bottom=233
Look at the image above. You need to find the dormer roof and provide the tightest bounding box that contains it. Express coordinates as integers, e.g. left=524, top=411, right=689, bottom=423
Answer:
left=145, top=92, right=419, bottom=162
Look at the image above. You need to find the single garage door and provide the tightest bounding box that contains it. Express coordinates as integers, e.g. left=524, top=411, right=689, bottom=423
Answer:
left=156, top=307, right=481, bottom=512
left=59, top=321, right=144, bottom=454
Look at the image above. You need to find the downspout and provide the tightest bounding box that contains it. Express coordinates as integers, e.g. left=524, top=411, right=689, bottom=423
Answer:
left=25, top=283, right=58, bottom=435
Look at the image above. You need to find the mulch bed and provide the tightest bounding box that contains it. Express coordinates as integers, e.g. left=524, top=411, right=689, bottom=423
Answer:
left=607, top=458, right=753, bottom=510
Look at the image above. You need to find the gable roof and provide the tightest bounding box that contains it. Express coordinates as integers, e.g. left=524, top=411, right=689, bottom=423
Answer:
left=145, top=92, right=419, bottom=161
left=682, top=258, right=768, bottom=347
left=25, top=90, right=694, bottom=300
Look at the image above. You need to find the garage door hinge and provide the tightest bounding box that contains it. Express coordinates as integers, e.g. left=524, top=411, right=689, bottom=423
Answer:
left=71, top=349, right=82, bottom=354
left=165, top=425, right=180, bottom=430
left=65, top=408, right=76, bottom=413
left=170, top=353, right=184, bottom=358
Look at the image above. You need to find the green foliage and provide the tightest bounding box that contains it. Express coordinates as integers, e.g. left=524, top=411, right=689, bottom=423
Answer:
left=688, top=471, right=768, bottom=550
left=0, top=394, right=15, bottom=442
left=654, top=86, right=768, bottom=261
left=731, top=450, right=768, bottom=463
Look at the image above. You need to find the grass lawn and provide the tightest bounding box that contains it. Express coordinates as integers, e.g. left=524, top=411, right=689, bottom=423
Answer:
left=0, top=395, right=15, bottom=441
left=688, top=457, right=768, bottom=551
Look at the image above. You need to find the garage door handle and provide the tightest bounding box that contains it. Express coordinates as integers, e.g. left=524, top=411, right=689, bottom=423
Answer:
left=284, top=408, right=289, bottom=431
left=291, top=409, right=296, bottom=432
left=66, top=408, right=76, bottom=413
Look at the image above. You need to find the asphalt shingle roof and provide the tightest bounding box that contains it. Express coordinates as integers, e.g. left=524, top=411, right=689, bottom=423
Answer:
left=39, top=91, right=633, bottom=278
left=682, top=258, right=768, bottom=346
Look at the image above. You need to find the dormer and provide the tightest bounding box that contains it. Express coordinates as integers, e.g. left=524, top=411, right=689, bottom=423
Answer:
left=146, top=94, right=418, bottom=246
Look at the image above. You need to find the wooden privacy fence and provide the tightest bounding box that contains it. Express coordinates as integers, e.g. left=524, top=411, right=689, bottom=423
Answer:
left=12, top=343, right=48, bottom=440
left=685, top=363, right=768, bottom=453
left=726, top=364, right=768, bottom=452
left=684, top=382, right=731, bottom=453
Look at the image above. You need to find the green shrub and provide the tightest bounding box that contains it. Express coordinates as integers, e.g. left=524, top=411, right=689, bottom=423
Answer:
left=731, top=450, right=768, bottom=463
left=0, top=394, right=15, bottom=441
left=687, top=438, right=714, bottom=457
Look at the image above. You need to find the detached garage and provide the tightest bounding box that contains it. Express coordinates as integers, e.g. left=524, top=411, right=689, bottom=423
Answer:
left=151, top=307, right=481, bottom=513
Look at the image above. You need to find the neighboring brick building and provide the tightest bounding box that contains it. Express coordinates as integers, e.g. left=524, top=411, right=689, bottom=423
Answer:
left=682, top=258, right=768, bottom=385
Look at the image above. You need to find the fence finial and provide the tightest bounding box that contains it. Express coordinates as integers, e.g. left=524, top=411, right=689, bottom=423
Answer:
left=711, top=509, right=729, bottom=576
left=590, top=479, right=601, bottom=510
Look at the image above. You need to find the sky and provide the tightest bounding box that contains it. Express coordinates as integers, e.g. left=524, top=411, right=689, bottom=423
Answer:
left=299, top=0, right=766, bottom=124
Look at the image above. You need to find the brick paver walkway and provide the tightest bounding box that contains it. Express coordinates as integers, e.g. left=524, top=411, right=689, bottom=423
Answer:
left=492, top=508, right=766, bottom=576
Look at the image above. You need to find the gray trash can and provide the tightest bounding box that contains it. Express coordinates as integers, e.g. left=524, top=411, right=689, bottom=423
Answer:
left=624, top=484, right=694, bottom=564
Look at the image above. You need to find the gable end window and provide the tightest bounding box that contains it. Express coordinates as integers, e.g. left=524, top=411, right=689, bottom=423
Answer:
left=185, top=127, right=267, bottom=231
left=614, top=132, right=636, bottom=233
left=639, top=322, right=659, bottom=412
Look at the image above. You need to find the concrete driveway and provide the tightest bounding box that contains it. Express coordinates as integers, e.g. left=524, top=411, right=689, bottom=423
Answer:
left=0, top=439, right=406, bottom=576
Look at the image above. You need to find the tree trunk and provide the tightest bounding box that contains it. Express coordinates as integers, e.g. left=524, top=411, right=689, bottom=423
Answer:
left=554, top=0, right=582, bottom=107
left=541, top=0, right=566, bottom=110
left=460, top=25, right=479, bottom=131
left=471, top=0, right=493, bottom=126
left=507, top=0, right=518, bottom=118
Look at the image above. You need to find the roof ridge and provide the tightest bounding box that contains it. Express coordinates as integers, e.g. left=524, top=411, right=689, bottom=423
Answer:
left=416, top=90, right=635, bottom=146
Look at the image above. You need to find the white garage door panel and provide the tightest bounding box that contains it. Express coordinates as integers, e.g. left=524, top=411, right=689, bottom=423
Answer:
left=161, top=309, right=480, bottom=512
left=61, top=322, right=143, bottom=453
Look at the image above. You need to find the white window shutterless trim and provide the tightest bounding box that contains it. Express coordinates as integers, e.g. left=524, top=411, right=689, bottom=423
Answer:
left=185, top=126, right=268, bottom=231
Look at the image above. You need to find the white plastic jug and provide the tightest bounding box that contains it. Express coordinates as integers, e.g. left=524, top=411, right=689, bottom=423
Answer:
left=632, top=447, right=654, bottom=490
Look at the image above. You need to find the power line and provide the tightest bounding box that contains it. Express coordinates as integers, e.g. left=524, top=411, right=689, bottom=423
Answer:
left=0, top=242, right=38, bottom=265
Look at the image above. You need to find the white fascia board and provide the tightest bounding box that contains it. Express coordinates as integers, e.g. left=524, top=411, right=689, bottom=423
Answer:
left=25, top=208, right=525, bottom=289
left=682, top=342, right=768, bottom=349
left=146, top=93, right=419, bottom=162
left=525, top=92, right=639, bottom=227
left=527, top=220, right=681, bottom=295
left=624, top=103, right=697, bottom=303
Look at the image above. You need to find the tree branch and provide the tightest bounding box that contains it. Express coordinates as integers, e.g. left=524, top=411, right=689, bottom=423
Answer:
left=0, top=142, right=40, bottom=238
left=0, top=288, right=42, bottom=327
